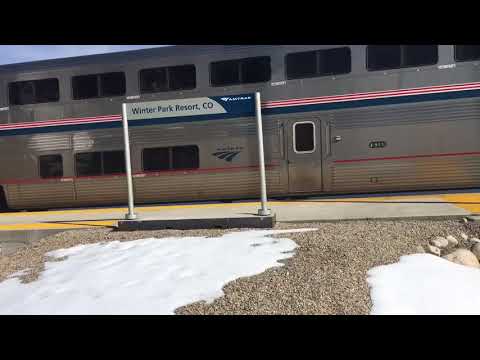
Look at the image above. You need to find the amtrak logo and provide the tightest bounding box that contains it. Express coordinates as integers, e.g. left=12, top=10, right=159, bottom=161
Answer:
left=220, top=96, right=252, bottom=102
left=212, top=146, right=244, bottom=162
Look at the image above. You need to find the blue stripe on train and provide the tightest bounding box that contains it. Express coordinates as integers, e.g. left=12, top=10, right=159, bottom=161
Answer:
left=2, top=88, right=480, bottom=137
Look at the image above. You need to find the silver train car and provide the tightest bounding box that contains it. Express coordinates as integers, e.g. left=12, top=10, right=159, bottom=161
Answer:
left=1, top=45, right=480, bottom=210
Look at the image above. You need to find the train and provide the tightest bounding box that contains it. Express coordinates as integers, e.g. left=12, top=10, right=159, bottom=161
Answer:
left=1, top=45, right=480, bottom=210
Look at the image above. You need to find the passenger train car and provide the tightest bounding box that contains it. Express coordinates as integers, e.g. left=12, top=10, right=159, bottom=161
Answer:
left=1, top=45, right=480, bottom=210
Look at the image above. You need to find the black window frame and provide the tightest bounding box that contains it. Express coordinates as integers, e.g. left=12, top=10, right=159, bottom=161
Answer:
left=454, top=45, right=480, bottom=62
left=75, top=150, right=126, bottom=177
left=286, top=47, right=352, bottom=80
left=39, top=154, right=64, bottom=179
left=139, top=64, right=196, bottom=94
left=142, top=145, right=199, bottom=172
left=8, top=78, right=60, bottom=106
left=72, top=72, right=126, bottom=100
left=210, top=56, right=271, bottom=87
left=366, top=45, right=439, bottom=72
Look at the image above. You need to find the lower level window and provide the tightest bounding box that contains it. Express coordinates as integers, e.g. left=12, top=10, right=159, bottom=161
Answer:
left=294, top=122, right=315, bottom=153
left=102, top=151, right=126, bottom=174
left=172, top=146, right=199, bottom=169
left=142, top=145, right=199, bottom=171
left=75, top=151, right=125, bottom=176
left=39, top=154, right=63, bottom=178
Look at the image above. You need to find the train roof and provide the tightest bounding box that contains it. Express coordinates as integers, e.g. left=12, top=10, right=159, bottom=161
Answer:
left=0, top=45, right=277, bottom=74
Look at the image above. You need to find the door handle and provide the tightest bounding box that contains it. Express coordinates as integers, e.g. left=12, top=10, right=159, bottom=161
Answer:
left=325, top=122, right=331, bottom=157
left=334, top=135, right=342, bottom=143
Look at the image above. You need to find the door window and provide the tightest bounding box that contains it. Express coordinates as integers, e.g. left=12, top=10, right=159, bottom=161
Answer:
left=293, top=122, right=315, bottom=153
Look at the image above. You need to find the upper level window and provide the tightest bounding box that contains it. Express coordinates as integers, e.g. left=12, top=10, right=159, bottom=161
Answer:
left=210, top=56, right=271, bottom=86
left=367, top=45, right=438, bottom=71
left=139, top=64, right=196, bottom=93
left=39, top=155, right=63, bottom=178
left=9, top=78, right=59, bottom=106
left=286, top=47, right=351, bottom=79
left=455, top=45, right=480, bottom=62
left=72, top=72, right=125, bottom=100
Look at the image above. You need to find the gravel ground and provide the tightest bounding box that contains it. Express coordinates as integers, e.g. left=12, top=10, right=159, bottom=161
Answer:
left=1, top=219, right=479, bottom=314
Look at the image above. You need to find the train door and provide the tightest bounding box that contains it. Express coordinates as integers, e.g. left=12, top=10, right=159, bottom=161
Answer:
left=286, top=119, right=323, bottom=193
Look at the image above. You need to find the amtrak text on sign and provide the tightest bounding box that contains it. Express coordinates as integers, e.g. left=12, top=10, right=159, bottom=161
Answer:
left=125, top=94, right=255, bottom=121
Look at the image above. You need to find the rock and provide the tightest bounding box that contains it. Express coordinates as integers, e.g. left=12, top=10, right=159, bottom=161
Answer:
left=470, top=237, right=480, bottom=244
left=446, top=235, right=459, bottom=247
left=462, top=218, right=469, bottom=223
left=430, top=237, right=449, bottom=249
left=415, top=245, right=425, bottom=254
left=471, top=243, right=480, bottom=261
left=443, top=249, right=480, bottom=268
left=426, top=245, right=441, bottom=256
left=460, top=233, right=468, bottom=241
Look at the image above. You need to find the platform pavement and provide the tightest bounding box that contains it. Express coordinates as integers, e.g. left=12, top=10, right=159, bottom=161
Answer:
left=1, top=189, right=480, bottom=231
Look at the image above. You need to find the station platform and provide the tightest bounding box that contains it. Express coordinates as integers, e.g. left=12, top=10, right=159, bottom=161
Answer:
left=0, top=189, right=480, bottom=232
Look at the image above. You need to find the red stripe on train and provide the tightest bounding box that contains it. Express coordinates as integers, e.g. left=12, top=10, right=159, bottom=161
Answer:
left=2, top=81, right=480, bottom=130
left=262, top=82, right=480, bottom=108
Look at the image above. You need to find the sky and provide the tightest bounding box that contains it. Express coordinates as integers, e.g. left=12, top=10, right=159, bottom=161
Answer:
left=0, top=45, right=169, bottom=65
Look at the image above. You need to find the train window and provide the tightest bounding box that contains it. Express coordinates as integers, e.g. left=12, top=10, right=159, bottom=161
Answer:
left=9, top=81, right=35, bottom=105
left=210, top=59, right=240, bottom=86
left=140, top=68, right=168, bottom=93
left=172, top=145, right=199, bottom=170
left=102, top=151, right=125, bottom=175
left=34, top=79, right=60, bottom=103
left=9, top=78, right=59, bottom=105
left=318, top=47, right=351, bottom=76
left=294, top=122, right=315, bottom=153
left=402, top=45, right=438, bottom=67
left=73, top=72, right=125, bottom=99
left=142, top=146, right=199, bottom=171
left=39, top=155, right=63, bottom=178
left=169, top=65, right=196, bottom=91
left=72, top=74, right=98, bottom=99
left=367, top=45, right=438, bottom=71
left=75, top=152, right=102, bottom=176
left=210, top=57, right=271, bottom=86
left=140, top=65, right=196, bottom=93
left=143, top=147, right=170, bottom=171
left=100, top=72, right=126, bottom=97
left=286, top=51, right=317, bottom=79
left=455, top=45, right=480, bottom=62
left=286, top=48, right=351, bottom=79
left=367, top=45, right=401, bottom=71
left=241, top=57, right=271, bottom=84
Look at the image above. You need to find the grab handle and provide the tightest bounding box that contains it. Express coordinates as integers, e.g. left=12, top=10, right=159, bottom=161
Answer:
left=279, top=122, right=285, bottom=159
left=325, top=122, right=332, bottom=157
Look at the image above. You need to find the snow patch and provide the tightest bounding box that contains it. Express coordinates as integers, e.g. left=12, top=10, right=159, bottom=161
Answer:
left=367, top=254, right=480, bottom=315
left=0, top=228, right=315, bottom=315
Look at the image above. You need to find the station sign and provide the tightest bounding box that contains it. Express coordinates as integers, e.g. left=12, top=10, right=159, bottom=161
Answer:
left=124, top=94, right=256, bottom=121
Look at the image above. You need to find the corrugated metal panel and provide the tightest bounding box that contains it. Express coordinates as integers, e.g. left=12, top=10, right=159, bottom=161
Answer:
left=26, top=133, right=71, bottom=152
left=7, top=182, right=74, bottom=208
left=134, top=169, right=283, bottom=203
left=75, top=177, right=128, bottom=205
left=332, top=156, right=480, bottom=192
left=333, top=98, right=480, bottom=129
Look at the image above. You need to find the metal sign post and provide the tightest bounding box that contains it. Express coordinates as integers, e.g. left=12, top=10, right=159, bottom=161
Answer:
left=122, top=103, right=137, bottom=220
left=255, top=92, right=271, bottom=216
